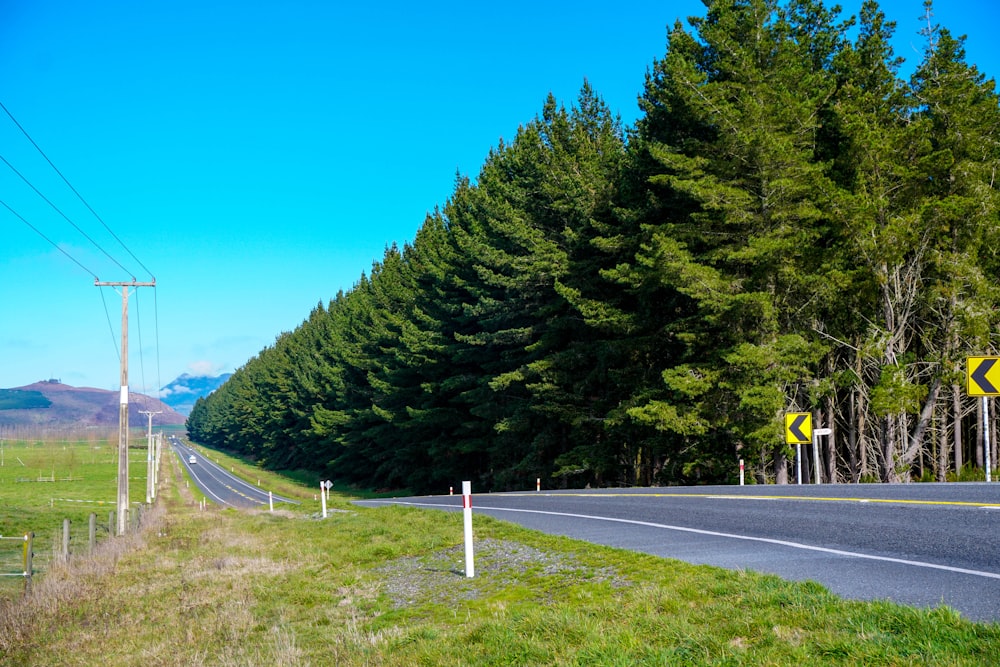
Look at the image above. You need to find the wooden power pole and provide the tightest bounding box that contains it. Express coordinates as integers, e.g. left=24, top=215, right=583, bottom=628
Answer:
left=138, top=409, right=161, bottom=504
left=95, top=280, right=155, bottom=535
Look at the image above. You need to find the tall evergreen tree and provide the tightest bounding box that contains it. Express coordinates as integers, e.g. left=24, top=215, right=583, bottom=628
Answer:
left=619, top=0, right=847, bottom=482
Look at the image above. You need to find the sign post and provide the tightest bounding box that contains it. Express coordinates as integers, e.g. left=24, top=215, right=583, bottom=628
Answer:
left=785, top=412, right=812, bottom=484
left=967, top=357, right=1000, bottom=482
left=320, top=480, right=332, bottom=518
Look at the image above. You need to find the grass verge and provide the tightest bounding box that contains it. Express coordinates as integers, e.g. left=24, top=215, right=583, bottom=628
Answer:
left=1, top=447, right=998, bottom=665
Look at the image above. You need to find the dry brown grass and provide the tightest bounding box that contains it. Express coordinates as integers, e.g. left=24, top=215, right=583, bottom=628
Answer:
left=0, top=501, right=165, bottom=655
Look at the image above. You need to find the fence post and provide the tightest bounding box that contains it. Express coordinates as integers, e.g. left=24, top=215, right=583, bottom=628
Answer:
left=23, top=532, right=33, bottom=595
left=62, top=518, right=71, bottom=561
left=89, top=513, right=97, bottom=553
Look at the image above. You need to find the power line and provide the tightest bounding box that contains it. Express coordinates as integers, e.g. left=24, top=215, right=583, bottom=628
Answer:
left=98, top=287, right=121, bottom=362
left=135, top=288, right=149, bottom=409
left=2, top=103, right=163, bottom=412
left=0, top=151, right=135, bottom=279
left=0, top=198, right=97, bottom=279
left=0, top=100, right=155, bottom=281
left=153, top=287, right=162, bottom=403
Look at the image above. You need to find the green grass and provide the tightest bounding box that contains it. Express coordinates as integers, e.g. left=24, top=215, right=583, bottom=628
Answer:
left=0, top=436, right=145, bottom=591
left=1, top=440, right=999, bottom=665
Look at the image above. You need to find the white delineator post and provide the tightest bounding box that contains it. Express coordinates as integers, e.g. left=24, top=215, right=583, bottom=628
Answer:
left=268, top=491, right=273, bottom=512
left=463, top=481, right=474, bottom=578
left=812, top=430, right=821, bottom=484
left=536, top=477, right=540, bottom=492
left=812, top=428, right=832, bottom=484
left=320, top=482, right=328, bottom=518
left=739, top=459, right=744, bottom=486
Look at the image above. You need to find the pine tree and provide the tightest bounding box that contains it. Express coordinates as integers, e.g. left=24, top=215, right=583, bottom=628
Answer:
left=621, top=0, right=848, bottom=482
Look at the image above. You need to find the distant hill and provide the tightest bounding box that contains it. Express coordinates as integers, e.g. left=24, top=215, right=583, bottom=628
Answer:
left=0, top=380, right=186, bottom=428
left=159, top=373, right=232, bottom=416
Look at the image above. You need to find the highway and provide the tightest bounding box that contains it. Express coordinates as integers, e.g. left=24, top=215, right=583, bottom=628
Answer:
left=168, top=435, right=298, bottom=509
left=356, top=484, right=1000, bottom=623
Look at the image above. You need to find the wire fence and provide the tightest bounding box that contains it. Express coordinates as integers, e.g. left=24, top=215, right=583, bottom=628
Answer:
left=0, top=504, right=147, bottom=601
left=0, top=534, right=33, bottom=595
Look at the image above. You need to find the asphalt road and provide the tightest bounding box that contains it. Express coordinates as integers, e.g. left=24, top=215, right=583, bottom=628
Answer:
left=355, top=484, right=1000, bottom=623
left=169, top=436, right=298, bottom=509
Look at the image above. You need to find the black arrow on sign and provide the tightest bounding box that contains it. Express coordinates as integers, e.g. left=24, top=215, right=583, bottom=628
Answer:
left=788, top=414, right=809, bottom=442
left=971, top=358, right=998, bottom=394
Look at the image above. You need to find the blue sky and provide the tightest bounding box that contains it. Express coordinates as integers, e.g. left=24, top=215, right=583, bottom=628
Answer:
left=1, top=0, right=997, bottom=395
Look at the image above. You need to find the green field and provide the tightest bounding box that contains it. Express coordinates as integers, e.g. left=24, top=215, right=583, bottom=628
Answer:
left=1, top=440, right=999, bottom=665
left=0, top=433, right=151, bottom=595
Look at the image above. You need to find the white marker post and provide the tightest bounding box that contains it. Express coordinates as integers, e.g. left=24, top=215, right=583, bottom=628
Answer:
left=536, top=477, right=540, bottom=492
left=320, top=481, right=327, bottom=518
left=813, top=428, right=832, bottom=484
left=462, top=481, right=474, bottom=578
left=739, top=459, right=744, bottom=486
left=268, top=491, right=273, bottom=512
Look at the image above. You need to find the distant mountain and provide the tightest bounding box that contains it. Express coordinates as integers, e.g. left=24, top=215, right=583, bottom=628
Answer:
left=158, top=373, right=232, bottom=416
left=0, top=380, right=186, bottom=428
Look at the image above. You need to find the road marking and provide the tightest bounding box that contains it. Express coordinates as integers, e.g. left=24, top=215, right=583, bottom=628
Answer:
left=501, top=492, right=1000, bottom=509
left=175, top=445, right=299, bottom=507
left=363, top=500, right=1000, bottom=581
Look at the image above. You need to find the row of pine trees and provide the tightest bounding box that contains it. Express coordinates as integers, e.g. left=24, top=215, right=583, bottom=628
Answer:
left=187, top=0, right=1000, bottom=493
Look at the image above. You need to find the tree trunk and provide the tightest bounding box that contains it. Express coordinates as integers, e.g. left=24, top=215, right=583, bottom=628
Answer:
left=937, top=398, right=948, bottom=482
left=857, top=382, right=869, bottom=480
left=774, top=447, right=788, bottom=485
left=846, top=386, right=859, bottom=482
left=899, top=377, right=941, bottom=475
left=953, top=384, right=963, bottom=473
left=823, top=370, right=836, bottom=483
left=881, top=416, right=897, bottom=483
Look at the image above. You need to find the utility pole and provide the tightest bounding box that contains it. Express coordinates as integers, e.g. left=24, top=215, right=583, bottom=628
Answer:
left=138, top=410, right=161, bottom=504
left=152, top=431, right=162, bottom=500
left=95, top=279, right=155, bottom=535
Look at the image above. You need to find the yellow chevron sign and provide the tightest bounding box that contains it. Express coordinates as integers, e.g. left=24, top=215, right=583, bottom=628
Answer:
left=784, top=412, right=812, bottom=444
left=968, top=356, right=1000, bottom=396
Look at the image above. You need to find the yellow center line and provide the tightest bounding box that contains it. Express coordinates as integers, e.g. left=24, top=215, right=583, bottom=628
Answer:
left=502, top=492, right=1000, bottom=508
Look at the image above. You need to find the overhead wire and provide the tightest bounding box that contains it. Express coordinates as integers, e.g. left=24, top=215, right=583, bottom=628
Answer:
left=135, top=288, right=149, bottom=410
left=99, top=288, right=121, bottom=363
left=0, top=151, right=136, bottom=280
left=0, top=198, right=98, bottom=279
left=1, top=100, right=161, bottom=400
left=0, top=100, right=155, bottom=281
left=153, top=287, right=162, bottom=404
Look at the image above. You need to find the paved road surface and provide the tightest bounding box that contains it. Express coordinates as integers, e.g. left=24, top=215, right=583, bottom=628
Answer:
left=356, top=484, right=1000, bottom=623
left=169, top=436, right=298, bottom=509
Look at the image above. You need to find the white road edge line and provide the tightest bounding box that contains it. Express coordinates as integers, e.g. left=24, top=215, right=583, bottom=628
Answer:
left=364, top=500, right=1000, bottom=581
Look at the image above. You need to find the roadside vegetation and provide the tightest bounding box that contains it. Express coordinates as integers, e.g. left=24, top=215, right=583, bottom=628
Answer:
left=0, top=432, right=128, bottom=593
left=1, top=439, right=998, bottom=666
left=187, top=0, right=1000, bottom=494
